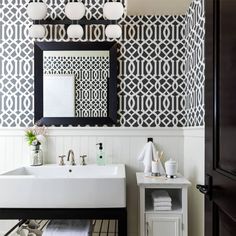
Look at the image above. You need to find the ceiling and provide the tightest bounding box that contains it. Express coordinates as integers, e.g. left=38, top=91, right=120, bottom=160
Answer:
left=127, top=0, right=192, bottom=15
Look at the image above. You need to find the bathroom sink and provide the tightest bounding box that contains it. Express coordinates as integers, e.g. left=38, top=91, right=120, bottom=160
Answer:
left=0, top=164, right=126, bottom=208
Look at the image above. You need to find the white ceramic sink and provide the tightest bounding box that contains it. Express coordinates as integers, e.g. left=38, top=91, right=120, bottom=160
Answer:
left=0, top=164, right=126, bottom=208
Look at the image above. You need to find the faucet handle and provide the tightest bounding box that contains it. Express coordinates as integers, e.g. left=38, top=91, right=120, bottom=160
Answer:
left=80, top=155, right=87, bottom=166
left=58, top=155, right=66, bottom=166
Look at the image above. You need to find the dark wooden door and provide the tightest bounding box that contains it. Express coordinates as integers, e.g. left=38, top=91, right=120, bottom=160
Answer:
left=203, top=0, right=236, bottom=235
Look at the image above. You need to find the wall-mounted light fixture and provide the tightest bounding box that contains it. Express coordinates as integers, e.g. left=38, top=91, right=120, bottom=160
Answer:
left=27, top=1, right=47, bottom=38
left=103, top=2, right=123, bottom=38
left=27, top=1, right=124, bottom=39
left=65, top=2, right=86, bottom=20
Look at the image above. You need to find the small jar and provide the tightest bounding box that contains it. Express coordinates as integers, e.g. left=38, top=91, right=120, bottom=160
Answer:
left=30, top=144, right=43, bottom=166
left=165, top=158, right=177, bottom=178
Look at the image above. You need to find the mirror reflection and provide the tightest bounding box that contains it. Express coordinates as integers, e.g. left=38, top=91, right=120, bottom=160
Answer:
left=43, top=50, right=110, bottom=118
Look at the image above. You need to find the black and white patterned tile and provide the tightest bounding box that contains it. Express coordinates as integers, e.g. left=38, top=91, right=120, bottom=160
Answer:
left=0, top=0, right=204, bottom=127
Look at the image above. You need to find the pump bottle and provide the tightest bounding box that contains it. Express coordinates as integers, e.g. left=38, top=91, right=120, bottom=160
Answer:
left=96, top=143, right=106, bottom=165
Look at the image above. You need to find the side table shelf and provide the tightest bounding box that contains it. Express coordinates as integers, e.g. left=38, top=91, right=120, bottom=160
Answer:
left=136, top=173, right=191, bottom=236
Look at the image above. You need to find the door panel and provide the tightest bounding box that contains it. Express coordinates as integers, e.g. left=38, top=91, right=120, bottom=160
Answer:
left=146, top=214, right=181, bottom=236
left=218, top=0, right=236, bottom=175
left=205, top=0, right=236, bottom=235
left=219, top=209, right=236, bottom=236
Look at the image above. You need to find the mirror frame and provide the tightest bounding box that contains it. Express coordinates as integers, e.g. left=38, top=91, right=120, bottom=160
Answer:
left=34, top=42, right=117, bottom=126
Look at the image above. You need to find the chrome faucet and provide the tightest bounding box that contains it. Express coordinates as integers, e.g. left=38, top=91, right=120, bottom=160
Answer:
left=67, top=149, right=76, bottom=165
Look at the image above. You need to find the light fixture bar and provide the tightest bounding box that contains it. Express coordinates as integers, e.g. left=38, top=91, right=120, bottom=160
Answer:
left=27, top=1, right=124, bottom=39
left=33, top=18, right=118, bottom=26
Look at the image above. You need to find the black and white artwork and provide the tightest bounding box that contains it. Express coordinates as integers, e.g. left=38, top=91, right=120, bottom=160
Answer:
left=43, top=74, right=75, bottom=117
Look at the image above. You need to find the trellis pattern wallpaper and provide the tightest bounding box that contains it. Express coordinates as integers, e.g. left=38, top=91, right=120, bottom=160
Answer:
left=185, top=0, right=205, bottom=126
left=44, top=55, right=109, bottom=117
left=0, top=0, right=204, bottom=127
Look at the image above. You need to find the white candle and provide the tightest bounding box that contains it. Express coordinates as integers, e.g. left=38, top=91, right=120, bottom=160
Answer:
left=152, top=161, right=159, bottom=174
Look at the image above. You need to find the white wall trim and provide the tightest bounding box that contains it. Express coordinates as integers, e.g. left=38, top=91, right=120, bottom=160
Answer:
left=183, top=126, right=204, bottom=137
left=0, top=127, right=184, bottom=137
left=0, top=126, right=204, bottom=137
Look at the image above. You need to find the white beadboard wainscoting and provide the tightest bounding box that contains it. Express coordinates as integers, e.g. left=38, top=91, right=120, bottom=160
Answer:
left=0, top=127, right=204, bottom=236
left=184, top=127, right=205, bottom=236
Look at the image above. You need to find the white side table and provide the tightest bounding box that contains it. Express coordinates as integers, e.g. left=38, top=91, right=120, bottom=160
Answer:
left=136, top=173, right=191, bottom=236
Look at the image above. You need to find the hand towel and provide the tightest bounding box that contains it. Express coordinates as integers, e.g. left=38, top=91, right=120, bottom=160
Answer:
left=43, top=220, right=91, bottom=236
left=138, top=141, right=166, bottom=175
left=153, top=202, right=172, bottom=207
left=151, top=190, right=172, bottom=202
left=154, top=206, right=172, bottom=211
left=138, top=141, right=153, bottom=173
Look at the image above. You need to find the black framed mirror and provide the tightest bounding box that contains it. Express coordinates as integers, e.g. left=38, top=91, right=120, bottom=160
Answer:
left=34, top=42, right=117, bottom=126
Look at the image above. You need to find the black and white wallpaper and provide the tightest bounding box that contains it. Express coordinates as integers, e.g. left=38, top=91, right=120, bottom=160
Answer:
left=0, top=0, right=204, bottom=127
left=185, top=0, right=205, bottom=126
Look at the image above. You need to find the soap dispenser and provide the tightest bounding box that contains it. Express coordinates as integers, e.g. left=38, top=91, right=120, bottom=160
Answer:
left=96, top=143, right=106, bottom=165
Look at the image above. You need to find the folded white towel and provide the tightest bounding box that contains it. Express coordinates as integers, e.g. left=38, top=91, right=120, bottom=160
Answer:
left=153, top=201, right=172, bottom=207
left=151, top=190, right=172, bottom=202
left=43, top=220, right=91, bottom=236
left=154, top=206, right=172, bottom=211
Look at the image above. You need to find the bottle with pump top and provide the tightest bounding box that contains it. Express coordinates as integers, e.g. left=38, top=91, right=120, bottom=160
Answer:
left=96, top=143, right=106, bottom=165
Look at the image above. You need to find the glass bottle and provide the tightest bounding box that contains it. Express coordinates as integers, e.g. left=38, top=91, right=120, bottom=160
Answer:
left=30, top=144, right=43, bottom=166
left=96, top=143, right=106, bottom=165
